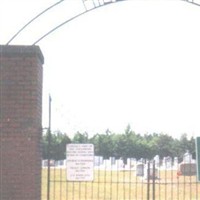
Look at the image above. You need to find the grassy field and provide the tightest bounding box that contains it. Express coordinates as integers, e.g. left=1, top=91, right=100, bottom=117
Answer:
left=42, top=168, right=200, bottom=200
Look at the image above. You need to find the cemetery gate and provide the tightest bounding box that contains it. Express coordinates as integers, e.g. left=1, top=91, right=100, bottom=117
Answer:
left=30, top=0, right=200, bottom=199
left=42, top=143, right=200, bottom=200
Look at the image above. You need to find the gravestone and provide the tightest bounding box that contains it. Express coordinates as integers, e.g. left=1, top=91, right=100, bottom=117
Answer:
left=154, top=155, right=160, bottom=167
left=163, top=156, right=172, bottom=169
left=144, top=165, right=158, bottom=180
left=179, top=163, right=196, bottom=176
left=103, top=159, right=114, bottom=170
left=178, top=151, right=196, bottom=176
left=116, top=159, right=124, bottom=169
left=57, top=160, right=64, bottom=168
left=183, top=150, right=192, bottom=163
left=94, top=156, right=103, bottom=166
left=173, top=157, right=178, bottom=169
left=110, top=157, right=116, bottom=165
left=136, top=163, right=145, bottom=176
left=42, top=160, right=48, bottom=167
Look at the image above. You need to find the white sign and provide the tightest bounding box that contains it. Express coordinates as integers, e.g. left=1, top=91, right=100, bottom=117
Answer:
left=66, top=144, right=94, bottom=181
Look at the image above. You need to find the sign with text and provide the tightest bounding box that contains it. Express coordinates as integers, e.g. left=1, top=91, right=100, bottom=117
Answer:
left=66, top=144, right=94, bottom=181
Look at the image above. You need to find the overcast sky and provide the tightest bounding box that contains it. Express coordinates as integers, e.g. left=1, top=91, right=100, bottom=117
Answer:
left=1, top=0, right=200, bottom=138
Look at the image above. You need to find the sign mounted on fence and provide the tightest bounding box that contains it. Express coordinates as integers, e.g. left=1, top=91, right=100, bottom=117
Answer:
left=196, top=137, right=200, bottom=181
left=66, top=143, right=94, bottom=181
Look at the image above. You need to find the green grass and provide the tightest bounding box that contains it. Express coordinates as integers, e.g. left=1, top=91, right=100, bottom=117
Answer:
left=42, top=168, right=200, bottom=200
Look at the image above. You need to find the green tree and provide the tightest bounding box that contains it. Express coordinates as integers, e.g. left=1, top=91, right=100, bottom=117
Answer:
left=72, top=132, right=89, bottom=143
left=153, top=133, right=174, bottom=158
left=42, top=131, right=71, bottom=160
left=42, top=127, right=195, bottom=161
left=175, top=134, right=196, bottom=160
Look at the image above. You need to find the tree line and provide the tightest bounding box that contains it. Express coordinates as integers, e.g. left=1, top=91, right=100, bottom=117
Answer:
left=42, top=125, right=195, bottom=162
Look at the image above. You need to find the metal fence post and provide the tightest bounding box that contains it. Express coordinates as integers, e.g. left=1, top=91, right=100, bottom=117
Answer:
left=152, top=160, right=155, bottom=200
left=47, top=95, right=52, bottom=200
left=147, top=161, right=150, bottom=200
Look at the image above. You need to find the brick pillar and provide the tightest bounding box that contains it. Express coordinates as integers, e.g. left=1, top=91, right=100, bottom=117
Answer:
left=0, top=45, right=44, bottom=200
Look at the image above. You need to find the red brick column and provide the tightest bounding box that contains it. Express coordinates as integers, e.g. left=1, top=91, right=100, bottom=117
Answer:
left=0, top=45, right=44, bottom=200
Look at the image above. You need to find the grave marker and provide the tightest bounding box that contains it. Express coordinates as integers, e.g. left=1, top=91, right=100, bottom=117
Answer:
left=136, top=163, right=144, bottom=176
left=179, top=163, right=196, bottom=176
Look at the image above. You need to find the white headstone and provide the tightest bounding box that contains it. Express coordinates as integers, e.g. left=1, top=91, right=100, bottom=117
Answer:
left=163, top=156, right=172, bottom=169
left=110, top=157, right=116, bottom=165
left=183, top=150, right=192, bottom=163
left=94, top=156, right=103, bottom=166
left=116, top=159, right=124, bottom=169
left=154, top=155, right=160, bottom=167
left=136, top=163, right=144, bottom=176
left=173, top=157, right=178, bottom=169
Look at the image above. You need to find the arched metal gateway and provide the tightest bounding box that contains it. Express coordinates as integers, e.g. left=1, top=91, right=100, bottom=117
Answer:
left=5, top=0, right=200, bottom=46
left=6, top=0, right=128, bottom=45
left=2, top=0, right=200, bottom=200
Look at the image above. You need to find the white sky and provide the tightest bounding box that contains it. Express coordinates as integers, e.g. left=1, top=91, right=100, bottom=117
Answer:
left=1, top=0, right=200, bottom=138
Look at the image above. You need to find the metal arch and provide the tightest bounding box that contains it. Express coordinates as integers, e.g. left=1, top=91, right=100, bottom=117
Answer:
left=32, top=0, right=200, bottom=45
left=6, top=0, right=200, bottom=46
left=182, top=0, right=200, bottom=7
left=5, top=0, right=126, bottom=46
left=32, top=0, right=127, bottom=45
left=6, top=0, right=65, bottom=45
left=32, top=9, right=93, bottom=45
